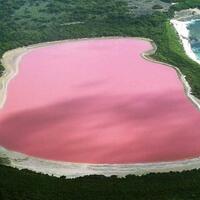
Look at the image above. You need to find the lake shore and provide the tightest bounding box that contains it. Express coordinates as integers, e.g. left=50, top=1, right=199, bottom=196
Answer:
left=0, top=37, right=200, bottom=178
left=2, top=144, right=200, bottom=179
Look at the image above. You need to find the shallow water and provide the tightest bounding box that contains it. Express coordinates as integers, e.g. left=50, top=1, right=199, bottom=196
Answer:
left=188, top=20, right=200, bottom=60
left=0, top=38, right=200, bottom=164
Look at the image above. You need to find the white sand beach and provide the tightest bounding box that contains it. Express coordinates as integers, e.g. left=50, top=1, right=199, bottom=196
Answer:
left=171, top=8, right=200, bottom=65
left=171, top=19, right=200, bottom=65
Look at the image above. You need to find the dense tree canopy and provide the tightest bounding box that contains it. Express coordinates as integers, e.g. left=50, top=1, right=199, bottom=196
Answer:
left=1, top=164, right=200, bottom=200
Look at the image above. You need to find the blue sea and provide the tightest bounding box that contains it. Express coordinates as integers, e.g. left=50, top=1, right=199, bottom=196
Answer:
left=188, top=20, right=200, bottom=60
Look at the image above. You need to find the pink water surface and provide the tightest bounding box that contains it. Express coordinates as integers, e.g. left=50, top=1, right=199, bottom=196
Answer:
left=0, top=38, right=200, bottom=164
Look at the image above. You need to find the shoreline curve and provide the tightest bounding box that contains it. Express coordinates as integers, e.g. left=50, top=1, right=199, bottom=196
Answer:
left=0, top=37, right=200, bottom=178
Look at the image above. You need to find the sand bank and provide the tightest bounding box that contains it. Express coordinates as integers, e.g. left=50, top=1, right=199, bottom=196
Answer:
left=2, top=146, right=200, bottom=178
left=0, top=37, right=200, bottom=178
left=0, top=48, right=29, bottom=108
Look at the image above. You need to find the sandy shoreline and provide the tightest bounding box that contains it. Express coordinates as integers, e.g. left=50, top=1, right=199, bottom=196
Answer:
left=2, top=146, right=200, bottom=178
left=0, top=48, right=30, bottom=109
left=0, top=37, right=200, bottom=178
left=171, top=8, right=200, bottom=66
left=171, top=19, right=200, bottom=65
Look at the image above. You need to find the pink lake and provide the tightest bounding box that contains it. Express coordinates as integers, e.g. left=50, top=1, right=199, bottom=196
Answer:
left=0, top=38, right=200, bottom=164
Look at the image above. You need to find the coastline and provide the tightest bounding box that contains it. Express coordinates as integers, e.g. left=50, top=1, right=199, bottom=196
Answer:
left=171, top=19, right=200, bottom=65
left=171, top=8, right=200, bottom=66
left=1, top=37, right=200, bottom=178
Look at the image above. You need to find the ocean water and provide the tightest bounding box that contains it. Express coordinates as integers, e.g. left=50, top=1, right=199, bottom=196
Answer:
left=188, top=20, right=200, bottom=60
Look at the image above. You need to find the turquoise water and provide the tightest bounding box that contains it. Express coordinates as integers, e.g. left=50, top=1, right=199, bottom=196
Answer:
left=188, top=20, right=200, bottom=60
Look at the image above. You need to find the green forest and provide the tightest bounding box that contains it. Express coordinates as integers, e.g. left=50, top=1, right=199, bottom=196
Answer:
left=0, top=0, right=200, bottom=96
left=1, top=164, right=200, bottom=200
left=1, top=0, right=200, bottom=199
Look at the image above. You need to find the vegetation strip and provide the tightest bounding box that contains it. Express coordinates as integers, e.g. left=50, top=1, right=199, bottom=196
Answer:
left=1, top=164, right=200, bottom=200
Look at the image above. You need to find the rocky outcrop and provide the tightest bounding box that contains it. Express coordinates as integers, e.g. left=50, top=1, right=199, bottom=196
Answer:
left=174, top=8, right=200, bottom=21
